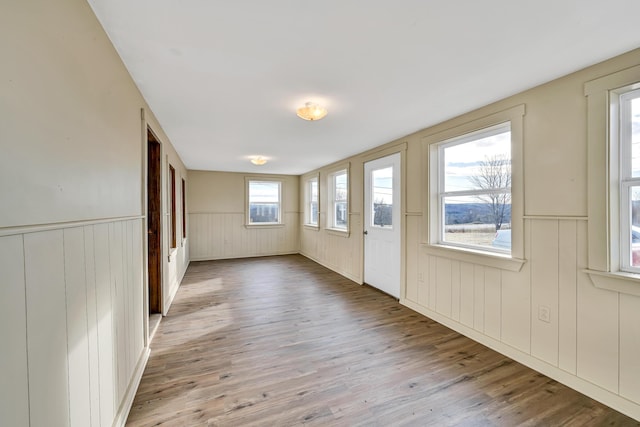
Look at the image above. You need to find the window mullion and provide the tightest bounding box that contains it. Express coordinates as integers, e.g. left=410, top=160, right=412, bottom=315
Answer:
left=441, top=187, right=511, bottom=198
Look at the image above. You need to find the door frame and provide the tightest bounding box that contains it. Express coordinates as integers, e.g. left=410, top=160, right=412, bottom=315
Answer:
left=147, top=128, right=163, bottom=316
left=361, top=143, right=408, bottom=300
left=141, top=108, right=164, bottom=346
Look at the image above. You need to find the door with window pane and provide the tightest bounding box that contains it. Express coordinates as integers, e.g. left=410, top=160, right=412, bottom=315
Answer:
left=364, top=153, right=401, bottom=299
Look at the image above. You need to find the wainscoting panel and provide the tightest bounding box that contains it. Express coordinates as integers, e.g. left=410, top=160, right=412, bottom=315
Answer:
left=83, top=226, right=102, bottom=427
left=435, top=256, right=452, bottom=317
left=558, top=220, right=578, bottom=375
left=473, top=264, right=485, bottom=333
left=404, top=215, right=640, bottom=420
left=484, top=267, right=501, bottom=341
left=620, top=292, right=640, bottom=403
left=64, top=227, right=92, bottom=427
left=94, top=222, right=117, bottom=426
left=0, top=218, right=146, bottom=427
left=576, top=261, right=619, bottom=394
left=24, top=230, right=69, bottom=426
left=298, top=213, right=362, bottom=284
left=189, top=212, right=299, bottom=261
left=0, top=234, right=30, bottom=426
left=530, top=219, right=559, bottom=366
left=458, top=261, right=475, bottom=328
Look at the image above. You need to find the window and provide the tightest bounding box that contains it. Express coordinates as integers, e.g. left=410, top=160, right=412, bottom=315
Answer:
left=423, top=104, right=524, bottom=270
left=328, top=169, right=348, bottom=231
left=305, top=176, right=319, bottom=227
left=247, top=180, right=281, bottom=225
left=617, top=89, right=640, bottom=272
left=169, top=164, right=176, bottom=249
left=433, top=123, right=512, bottom=253
left=371, top=166, right=393, bottom=228
left=585, top=65, right=640, bottom=285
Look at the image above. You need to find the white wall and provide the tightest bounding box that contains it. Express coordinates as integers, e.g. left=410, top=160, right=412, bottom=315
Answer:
left=0, top=1, right=189, bottom=425
left=300, top=48, right=640, bottom=420
left=188, top=171, right=299, bottom=260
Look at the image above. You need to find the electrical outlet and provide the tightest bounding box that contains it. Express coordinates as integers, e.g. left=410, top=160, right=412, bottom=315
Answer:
left=538, top=305, right=551, bottom=323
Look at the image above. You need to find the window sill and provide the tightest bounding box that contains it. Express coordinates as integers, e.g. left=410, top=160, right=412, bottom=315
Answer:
left=326, top=228, right=350, bottom=238
left=584, top=269, right=640, bottom=297
left=245, top=223, right=285, bottom=229
left=303, top=224, right=320, bottom=231
left=421, top=243, right=525, bottom=272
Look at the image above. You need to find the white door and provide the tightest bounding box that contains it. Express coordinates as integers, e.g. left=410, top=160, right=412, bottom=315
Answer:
left=364, top=152, right=401, bottom=298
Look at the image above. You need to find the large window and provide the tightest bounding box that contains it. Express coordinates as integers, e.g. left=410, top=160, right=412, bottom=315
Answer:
left=247, top=180, right=281, bottom=225
left=305, top=176, right=319, bottom=227
left=433, top=123, right=512, bottom=253
left=617, top=88, right=640, bottom=273
left=424, top=104, right=524, bottom=270
left=585, top=65, right=640, bottom=292
left=328, top=169, right=348, bottom=231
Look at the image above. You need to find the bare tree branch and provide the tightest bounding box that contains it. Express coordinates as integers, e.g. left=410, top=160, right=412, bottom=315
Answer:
left=468, top=154, right=511, bottom=231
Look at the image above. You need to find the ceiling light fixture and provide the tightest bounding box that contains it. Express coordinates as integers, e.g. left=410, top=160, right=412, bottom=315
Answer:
left=296, top=102, right=328, bottom=121
left=250, top=156, right=267, bottom=165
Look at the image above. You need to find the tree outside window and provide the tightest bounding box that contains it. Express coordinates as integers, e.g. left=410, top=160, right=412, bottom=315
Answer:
left=439, top=123, right=512, bottom=252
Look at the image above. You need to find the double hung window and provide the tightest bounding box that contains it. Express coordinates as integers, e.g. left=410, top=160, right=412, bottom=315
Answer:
left=328, top=169, right=348, bottom=231
left=305, top=176, right=319, bottom=227
left=434, top=123, right=512, bottom=254
left=617, top=89, right=640, bottom=272
left=247, top=180, right=281, bottom=225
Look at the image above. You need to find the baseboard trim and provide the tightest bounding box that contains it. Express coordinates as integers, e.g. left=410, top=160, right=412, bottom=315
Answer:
left=190, top=251, right=299, bottom=262
left=401, top=298, right=640, bottom=422
left=112, top=346, right=151, bottom=427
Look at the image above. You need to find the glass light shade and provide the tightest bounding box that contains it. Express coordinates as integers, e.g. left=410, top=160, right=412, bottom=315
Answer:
left=296, top=102, right=328, bottom=121
left=251, top=156, right=267, bottom=165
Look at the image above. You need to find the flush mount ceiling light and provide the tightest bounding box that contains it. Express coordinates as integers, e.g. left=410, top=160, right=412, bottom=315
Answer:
left=250, top=156, right=267, bottom=165
left=296, top=102, right=328, bottom=121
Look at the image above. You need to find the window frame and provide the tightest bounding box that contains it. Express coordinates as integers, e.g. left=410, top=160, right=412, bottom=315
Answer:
left=326, top=166, right=350, bottom=234
left=245, top=177, right=283, bottom=227
left=618, top=89, right=640, bottom=273
left=433, top=122, right=512, bottom=254
left=304, top=174, right=320, bottom=229
left=422, top=105, right=525, bottom=272
left=584, top=64, right=640, bottom=295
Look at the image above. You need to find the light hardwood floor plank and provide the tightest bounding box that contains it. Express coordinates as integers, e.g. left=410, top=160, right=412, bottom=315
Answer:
left=127, top=255, right=638, bottom=426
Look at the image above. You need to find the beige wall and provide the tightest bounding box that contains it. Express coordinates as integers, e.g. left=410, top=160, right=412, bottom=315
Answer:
left=188, top=171, right=299, bottom=260
left=300, top=49, right=640, bottom=420
left=0, top=1, right=189, bottom=426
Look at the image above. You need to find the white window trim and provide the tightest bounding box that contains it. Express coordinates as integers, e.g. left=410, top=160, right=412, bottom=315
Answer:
left=435, top=122, right=511, bottom=254
left=421, top=104, right=525, bottom=272
left=303, top=173, right=320, bottom=229
left=584, top=64, right=640, bottom=294
left=245, top=177, right=284, bottom=228
left=326, top=163, right=350, bottom=235
left=618, top=89, right=640, bottom=273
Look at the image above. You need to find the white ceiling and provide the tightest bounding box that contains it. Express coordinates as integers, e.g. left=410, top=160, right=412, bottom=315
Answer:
left=87, top=0, right=640, bottom=175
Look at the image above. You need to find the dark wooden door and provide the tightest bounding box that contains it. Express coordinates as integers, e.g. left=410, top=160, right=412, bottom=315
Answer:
left=147, top=130, right=162, bottom=314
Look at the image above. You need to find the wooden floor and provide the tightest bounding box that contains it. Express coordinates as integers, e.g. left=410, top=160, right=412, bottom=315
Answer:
left=127, top=255, right=638, bottom=426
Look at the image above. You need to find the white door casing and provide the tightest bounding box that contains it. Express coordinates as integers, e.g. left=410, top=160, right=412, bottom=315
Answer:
left=364, top=152, right=401, bottom=298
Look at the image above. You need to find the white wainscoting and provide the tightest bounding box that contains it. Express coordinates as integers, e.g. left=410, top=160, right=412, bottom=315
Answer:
left=299, top=213, right=363, bottom=284
left=0, top=218, right=147, bottom=427
left=403, top=215, right=640, bottom=420
left=189, top=212, right=299, bottom=261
